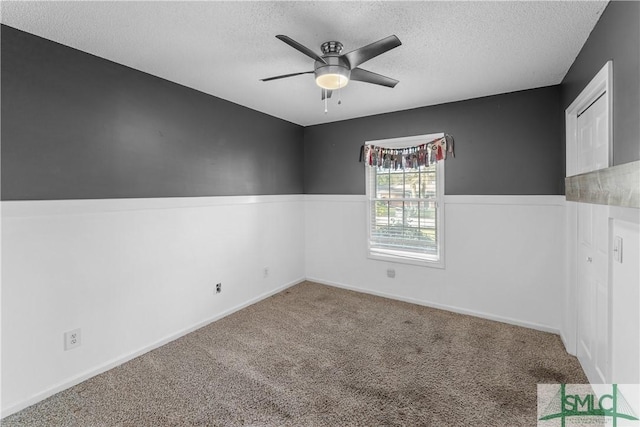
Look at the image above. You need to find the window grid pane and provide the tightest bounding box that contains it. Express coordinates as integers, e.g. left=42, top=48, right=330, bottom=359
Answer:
left=369, top=163, right=440, bottom=261
left=369, top=199, right=437, bottom=256
left=376, top=170, right=390, bottom=199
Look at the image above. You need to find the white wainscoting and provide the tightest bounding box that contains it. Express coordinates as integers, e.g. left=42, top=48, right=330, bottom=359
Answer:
left=1, top=195, right=306, bottom=417
left=7, top=193, right=632, bottom=417
left=563, top=202, right=640, bottom=385
left=610, top=217, right=640, bottom=385
left=305, top=194, right=567, bottom=334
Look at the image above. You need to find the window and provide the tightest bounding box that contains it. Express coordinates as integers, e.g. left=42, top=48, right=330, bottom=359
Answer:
left=365, top=134, right=444, bottom=267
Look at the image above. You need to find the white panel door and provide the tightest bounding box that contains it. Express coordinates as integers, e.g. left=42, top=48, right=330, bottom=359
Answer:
left=576, top=92, right=610, bottom=384
left=577, top=93, right=609, bottom=174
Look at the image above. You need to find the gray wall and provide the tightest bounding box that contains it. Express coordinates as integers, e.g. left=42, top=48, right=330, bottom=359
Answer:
left=1, top=25, right=304, bottom=200
left=561, top=0, right=640, bottom=167
left=6, top=0, right=635, bottom=202
left=304, top=86, right=563, bottom=195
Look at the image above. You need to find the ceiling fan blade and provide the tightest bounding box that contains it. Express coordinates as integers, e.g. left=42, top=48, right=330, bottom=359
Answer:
left=350, top=68, right=399, bottom=88
left=261, top=71, right=314, bottom=82
left=276, top=35, right=327, bottom=64
left=321, top=89, right=333, bottom=100
left=343, top=35, right=401, bottom=69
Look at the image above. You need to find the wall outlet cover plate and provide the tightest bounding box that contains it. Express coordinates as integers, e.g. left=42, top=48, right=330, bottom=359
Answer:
left=64, top=328, right=81, bottom=351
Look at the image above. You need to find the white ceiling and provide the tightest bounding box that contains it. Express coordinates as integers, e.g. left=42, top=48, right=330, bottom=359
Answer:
left=2, top=1, right=608, bottom=126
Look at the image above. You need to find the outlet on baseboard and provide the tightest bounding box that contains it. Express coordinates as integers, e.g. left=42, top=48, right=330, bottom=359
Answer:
left=263, top=267, right=269, bottom=278
left=64, top=328, right=81, bottom=351
left=216, top=283, right=222, bottom=294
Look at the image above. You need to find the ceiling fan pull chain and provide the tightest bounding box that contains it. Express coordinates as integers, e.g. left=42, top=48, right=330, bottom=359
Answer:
left=324, top=89, right=328, bottom=114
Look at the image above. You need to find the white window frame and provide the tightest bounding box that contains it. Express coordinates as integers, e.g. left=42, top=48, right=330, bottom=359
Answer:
left=365, top=133, right=445, bottom=268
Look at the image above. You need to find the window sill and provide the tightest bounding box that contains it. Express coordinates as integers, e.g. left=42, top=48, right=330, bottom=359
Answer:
left=367, top=251, right=445, bottom=269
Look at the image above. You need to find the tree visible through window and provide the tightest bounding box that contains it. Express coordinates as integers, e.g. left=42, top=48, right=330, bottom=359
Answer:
left=366, top=134, right=444, bottom=266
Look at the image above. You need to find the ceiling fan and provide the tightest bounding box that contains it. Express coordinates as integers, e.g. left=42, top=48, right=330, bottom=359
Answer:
left=261, top=35, right=402, bottom=100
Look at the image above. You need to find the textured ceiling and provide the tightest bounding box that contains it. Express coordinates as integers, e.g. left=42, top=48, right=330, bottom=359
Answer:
left=2, top=1, right=608, bottom=126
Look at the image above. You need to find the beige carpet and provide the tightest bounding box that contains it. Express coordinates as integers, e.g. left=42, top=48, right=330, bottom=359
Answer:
left=3, top=281, right=586, bottom=426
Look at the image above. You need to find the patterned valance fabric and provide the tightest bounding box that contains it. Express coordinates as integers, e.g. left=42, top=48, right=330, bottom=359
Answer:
left=361, top=135, right=454, bottom=169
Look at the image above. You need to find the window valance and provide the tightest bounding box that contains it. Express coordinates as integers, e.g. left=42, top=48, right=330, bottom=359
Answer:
left=360, top=134, right=455, bottom=169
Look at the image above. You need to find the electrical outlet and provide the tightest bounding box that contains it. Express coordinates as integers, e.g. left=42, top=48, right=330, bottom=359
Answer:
left=387, top=268, right=396, bottom=278
left=216, top=283, right=222, bottom=293
left=263, top=267, right=269, bottom=278
left=64, top=328, right=81, bottom=351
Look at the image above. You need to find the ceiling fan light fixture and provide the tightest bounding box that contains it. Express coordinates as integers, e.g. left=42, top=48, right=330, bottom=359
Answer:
left=315, top=65, right=350, bottom=90
left=316, top=73, right=349, bottom=90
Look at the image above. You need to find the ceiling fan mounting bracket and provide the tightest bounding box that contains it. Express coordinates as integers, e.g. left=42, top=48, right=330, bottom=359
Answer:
left=321, top=41, right=343, bottom=55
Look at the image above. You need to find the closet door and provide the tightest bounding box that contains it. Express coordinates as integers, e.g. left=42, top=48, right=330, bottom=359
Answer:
left=575, top=91, right=610, bottom=384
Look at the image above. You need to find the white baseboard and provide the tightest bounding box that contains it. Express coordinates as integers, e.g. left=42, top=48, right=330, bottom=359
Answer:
left=1, top=277, right=305, bottom=419
left=308, top=277, right=561, bottom=336
left=560, top=330, right=577, bottom=356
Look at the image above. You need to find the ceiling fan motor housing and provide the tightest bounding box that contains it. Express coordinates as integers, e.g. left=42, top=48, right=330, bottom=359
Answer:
left=315, top=53, right=351, bottom=89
